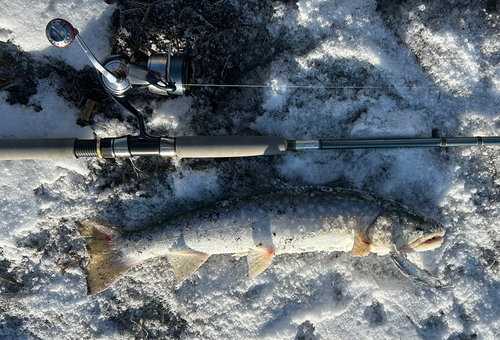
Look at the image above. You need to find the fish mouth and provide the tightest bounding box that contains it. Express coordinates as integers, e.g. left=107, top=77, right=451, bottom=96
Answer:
left=407, top=231, right=445, bottom=251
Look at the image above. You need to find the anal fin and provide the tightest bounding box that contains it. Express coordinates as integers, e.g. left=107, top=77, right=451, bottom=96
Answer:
left=247, top=246, right=275, bottom=278
left=351, top=232, right=371, bottom=256
left=166, top=251, right=210, bottom=286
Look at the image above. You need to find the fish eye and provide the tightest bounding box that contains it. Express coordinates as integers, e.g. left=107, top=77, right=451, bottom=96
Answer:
left=415, top=226, right=424, bottom=231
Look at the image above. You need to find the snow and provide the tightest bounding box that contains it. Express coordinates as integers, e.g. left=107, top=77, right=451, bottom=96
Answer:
left=0, top=79, right=94, bottom=139
left=1, top=0, right=500, bottom=339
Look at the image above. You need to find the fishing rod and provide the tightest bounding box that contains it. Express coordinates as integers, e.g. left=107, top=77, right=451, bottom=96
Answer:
left=1, top=18, right=500, bottom=161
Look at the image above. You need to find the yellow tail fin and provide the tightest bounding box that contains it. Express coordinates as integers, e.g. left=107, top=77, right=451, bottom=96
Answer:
left=77, top=220, right=140, bottom=295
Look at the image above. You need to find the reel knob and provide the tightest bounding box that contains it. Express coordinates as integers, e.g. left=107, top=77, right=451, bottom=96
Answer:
left=46, top=18, right=76, bottom=48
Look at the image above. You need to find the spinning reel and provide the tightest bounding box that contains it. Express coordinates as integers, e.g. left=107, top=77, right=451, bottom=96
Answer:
left=44, top=18, right=199, bottom=158
left=46, top=18, right=191, bottom=98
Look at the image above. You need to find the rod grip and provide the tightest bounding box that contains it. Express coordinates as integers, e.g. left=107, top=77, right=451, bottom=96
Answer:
left=175, top=136, right=286, bottom=158
left=0, top=138, right=78, bottom=160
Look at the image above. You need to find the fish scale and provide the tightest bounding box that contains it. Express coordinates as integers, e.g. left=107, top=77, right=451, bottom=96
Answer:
left=77, top=187, right=445, bottom=295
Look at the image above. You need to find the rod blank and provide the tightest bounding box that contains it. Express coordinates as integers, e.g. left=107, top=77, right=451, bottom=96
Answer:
left=287, top=137, right=500, bottom=151
left=1, top=136, right=499, bottom=161
left=175, top=136, right=287, bottom=158
left=0, top=138, right=77, bottom=160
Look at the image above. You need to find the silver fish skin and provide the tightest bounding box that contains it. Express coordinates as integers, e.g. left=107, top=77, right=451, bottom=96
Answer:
left=77, top=187, right=445, bottom=295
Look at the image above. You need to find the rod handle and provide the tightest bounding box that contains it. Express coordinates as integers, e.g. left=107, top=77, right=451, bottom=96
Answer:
left=0, top=138, right=78, bottom=160
left=175, top=136, right=286, bottom=158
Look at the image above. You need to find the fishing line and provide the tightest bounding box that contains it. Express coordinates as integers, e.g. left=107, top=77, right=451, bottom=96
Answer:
left=186, top=83, right=442, bottom=90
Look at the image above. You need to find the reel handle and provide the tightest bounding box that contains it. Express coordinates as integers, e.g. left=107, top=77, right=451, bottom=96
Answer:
left=46, top=19, right=119, bottom=84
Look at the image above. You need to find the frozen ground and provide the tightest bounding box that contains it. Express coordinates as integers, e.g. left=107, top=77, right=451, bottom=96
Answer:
left=1, top=0, right=500, bottom=339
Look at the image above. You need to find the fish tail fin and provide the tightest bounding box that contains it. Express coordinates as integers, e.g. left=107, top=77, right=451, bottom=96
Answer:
left=77, top=220, right=139, bottom=295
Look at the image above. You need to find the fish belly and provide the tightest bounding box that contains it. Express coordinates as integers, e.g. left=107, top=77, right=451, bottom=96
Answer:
left=270, top=218, right=356, bottom=254
left=178, top=193, right=381, bottom=256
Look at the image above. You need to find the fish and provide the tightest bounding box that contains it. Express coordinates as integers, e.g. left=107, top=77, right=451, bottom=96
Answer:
left=77, top=187, right=445, bottom=295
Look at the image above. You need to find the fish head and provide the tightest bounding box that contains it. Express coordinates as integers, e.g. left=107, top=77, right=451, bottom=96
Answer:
left=367, top=209, right=445, bottom=254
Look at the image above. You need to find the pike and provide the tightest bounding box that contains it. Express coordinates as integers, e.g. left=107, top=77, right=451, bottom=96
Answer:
left=77, top=187, right=445, bottom=295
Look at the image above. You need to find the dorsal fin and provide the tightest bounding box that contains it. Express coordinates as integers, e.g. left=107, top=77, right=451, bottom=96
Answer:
left=247, top=246, right=275, bottom=278
left=166, top=251, right=210, bottom=287
left=351, top=231, right=371, bottom=256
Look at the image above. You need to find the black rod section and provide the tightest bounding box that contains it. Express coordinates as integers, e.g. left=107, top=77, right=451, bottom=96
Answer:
left=287, top=137, right=500, bottom=150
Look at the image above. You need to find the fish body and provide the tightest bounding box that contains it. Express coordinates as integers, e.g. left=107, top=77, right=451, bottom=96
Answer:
left=78, top=187, right=445, bottom=295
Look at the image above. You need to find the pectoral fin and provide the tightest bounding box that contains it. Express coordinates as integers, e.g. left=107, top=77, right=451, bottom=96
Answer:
left=167, top=251, right=210, bottom=286
left=351, top=232, right=371, bottom=256
left=247, top=246, right=275, bottom=278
